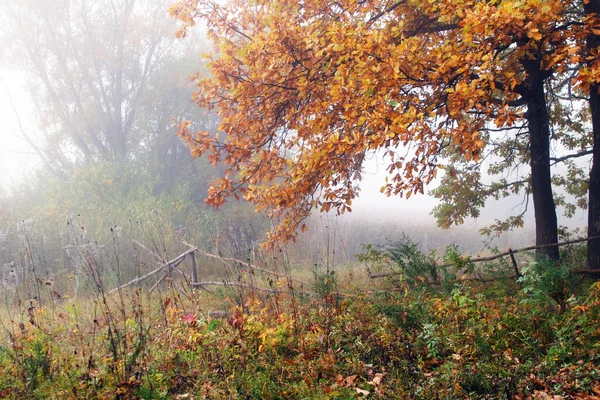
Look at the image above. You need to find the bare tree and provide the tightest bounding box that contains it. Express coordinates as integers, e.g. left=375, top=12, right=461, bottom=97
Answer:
left=0, top=0, right=187, bottom=163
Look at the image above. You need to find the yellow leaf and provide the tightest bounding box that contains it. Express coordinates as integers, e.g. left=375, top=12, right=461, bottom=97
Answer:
left=527, top=29, right=542, bottom=41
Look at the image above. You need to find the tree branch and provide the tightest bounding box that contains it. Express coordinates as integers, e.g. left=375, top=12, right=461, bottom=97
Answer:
left=550, top=149, right=593, bottom=164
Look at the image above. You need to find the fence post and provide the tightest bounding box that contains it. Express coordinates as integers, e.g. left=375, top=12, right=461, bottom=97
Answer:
left=508, top=248, right=521, bottom=279
left=190, top=250, right=198, bottom=288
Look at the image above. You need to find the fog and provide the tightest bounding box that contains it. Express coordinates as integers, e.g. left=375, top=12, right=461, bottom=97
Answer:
left=0, top=70, right=37, bottom=189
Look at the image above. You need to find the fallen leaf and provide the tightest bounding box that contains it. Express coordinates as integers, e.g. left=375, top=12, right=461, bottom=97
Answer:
left=345, top=375, right=358, bottom=387
left=368, top=373, right=384, bottom=386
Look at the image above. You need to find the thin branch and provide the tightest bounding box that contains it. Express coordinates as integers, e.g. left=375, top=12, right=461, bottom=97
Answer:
left=550, top=149, right=593, bottom=164
left=109, top=263, right=167, bottom=293
left=109, top=244, right=197, bottom=293
left=367, top=0, right=407, bottom=26
left=148, top=273, right=168, bottom=294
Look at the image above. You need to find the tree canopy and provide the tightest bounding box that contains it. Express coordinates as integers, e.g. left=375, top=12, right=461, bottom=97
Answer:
left=171, top=0, right=600, bottom=254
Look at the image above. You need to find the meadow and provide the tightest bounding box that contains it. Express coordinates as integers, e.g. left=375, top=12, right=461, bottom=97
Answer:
left=0, top=218, right=599, bottom=399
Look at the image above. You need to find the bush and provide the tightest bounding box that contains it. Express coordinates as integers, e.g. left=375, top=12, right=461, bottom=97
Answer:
left=518, top=257, right=572, bottom=312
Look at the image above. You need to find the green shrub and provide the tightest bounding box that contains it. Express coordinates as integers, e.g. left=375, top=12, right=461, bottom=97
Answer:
left=518, top=257, right=571, bottom=311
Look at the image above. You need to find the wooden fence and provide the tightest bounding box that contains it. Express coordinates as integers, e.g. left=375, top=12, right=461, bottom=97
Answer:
left=109, top=239, right=308, bottom=295
left=368, top=235, right=600, bottom=281
left=110, top=235, right=600, bottom=294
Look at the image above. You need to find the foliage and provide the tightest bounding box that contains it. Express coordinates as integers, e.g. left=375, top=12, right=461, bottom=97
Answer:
left=169, top=0, right=600, bottom=249
left=383, top=238, right=441, bottom=286
left=0, top=228, right=598, bottom=398
left=518, top=257, right=573, bottom=312
left=359, top=236, right=482, bottom=290
left=1, top=269, right=600, bottom=399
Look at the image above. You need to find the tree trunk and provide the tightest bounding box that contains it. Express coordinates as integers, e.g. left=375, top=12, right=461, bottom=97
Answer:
left=522, top=54, right=559, bottom=261
left=585, top=0, right=600, bottom=272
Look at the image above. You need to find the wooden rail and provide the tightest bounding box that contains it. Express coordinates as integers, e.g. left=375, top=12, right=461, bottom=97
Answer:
left=368, top=235, right=600, bottom=280
left=110, top=238, right=302, bottom=294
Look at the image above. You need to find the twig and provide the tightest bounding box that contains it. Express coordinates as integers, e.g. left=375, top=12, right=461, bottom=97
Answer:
left=148, top=273, right=168, bottom=294
left=369, top=271, right=400, bottom=279
left=172, top=266, right=190, bottom=280
left=132, top=239, right=166, bottom=263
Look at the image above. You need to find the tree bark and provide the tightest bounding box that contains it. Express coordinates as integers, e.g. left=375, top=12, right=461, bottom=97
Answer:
left=585, top=0, right=600, bottom=272
left=522, top=53, right=559, bottom=261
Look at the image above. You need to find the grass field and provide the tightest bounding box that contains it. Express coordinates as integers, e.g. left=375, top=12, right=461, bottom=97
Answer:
left=1, top=247, right=599, bottom=399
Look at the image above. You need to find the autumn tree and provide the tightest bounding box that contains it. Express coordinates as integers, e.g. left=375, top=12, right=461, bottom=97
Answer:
left=583, top=0, right=600, bottom=271
left=432, top=0, right=600, bottom=268
left=171, top=0, right=598, bottom=260
left=430, top=40, right=593, bottom=237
